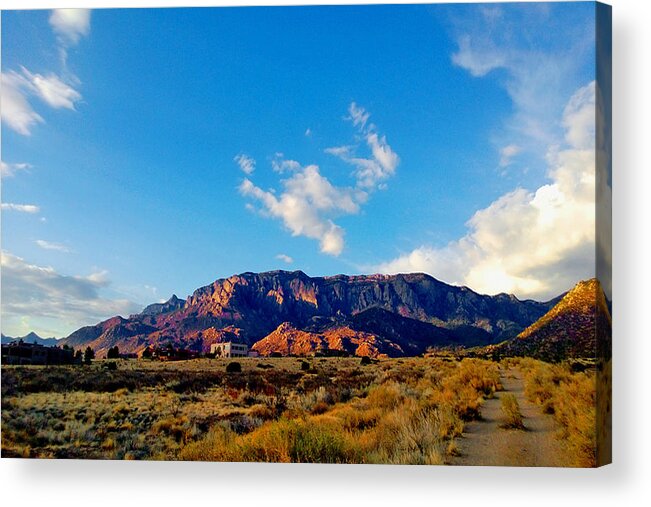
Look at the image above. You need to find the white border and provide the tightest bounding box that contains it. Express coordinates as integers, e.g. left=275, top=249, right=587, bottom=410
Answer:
left=1, top=1, right=650, bottom=505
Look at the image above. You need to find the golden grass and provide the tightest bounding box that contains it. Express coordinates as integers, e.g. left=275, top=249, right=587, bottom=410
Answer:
left=515, top=357, right=597, bottom=467
left=500, top=393, right=525, bottom=430
left=3, top=355, right=596, bottom=465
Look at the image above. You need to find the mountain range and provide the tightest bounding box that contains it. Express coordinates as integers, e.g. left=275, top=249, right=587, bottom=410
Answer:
left=1, top=331, right=61, bottom=347
left=58, top=270, right=580, bottom=358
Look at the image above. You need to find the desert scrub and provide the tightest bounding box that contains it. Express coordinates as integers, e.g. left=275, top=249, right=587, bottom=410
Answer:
left=500, top=393, right=525, bottom=429
left=517, top=358, right=597, bottom=467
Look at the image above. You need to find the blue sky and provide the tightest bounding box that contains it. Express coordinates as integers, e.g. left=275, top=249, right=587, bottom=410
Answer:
left=1, top=3, right=599, bottom=337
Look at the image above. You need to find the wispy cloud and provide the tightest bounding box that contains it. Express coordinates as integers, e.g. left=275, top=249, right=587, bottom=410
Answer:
left=327, top=103, right=399, bottom=190
left=450, top=4, right=594, bottom=161
left=36, top=239, right=72, bottom=253
left=22, top=69, right=82, bottom=110
left=1, top=9, right=90, bottom=136
left=1, top=68, right=83, bottom=136
left=375, top=82, right=597, bottom=301
left=275, top=254, right=294, bottom=264
left=1, top=203, right=40, bottom=214
left=1, top=250, right=140, bottom=337
left=49, top=8, right=91, bottom=67
left=234, top=154, right=256, bottom=175
left=499, top=144, right=521, bottom=168
left=238, top=103, right=395, bottom=256
left=1, top=71, right=44, bottom=136
left=1, top=161, right=32, bottom=178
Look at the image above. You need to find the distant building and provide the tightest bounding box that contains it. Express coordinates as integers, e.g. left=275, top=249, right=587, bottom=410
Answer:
left=247, top=350, right=260, bottom=358
left=1, top=340, right=77, bottom=365
left=211, top=342, right=249, bottom=358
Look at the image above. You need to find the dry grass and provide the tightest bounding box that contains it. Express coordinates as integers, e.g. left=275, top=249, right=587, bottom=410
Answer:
left=4, top=355, right=598, bottom=465
left=515, top=357, right=597, bottom=467
left=499, top=393, right=525, bottom=430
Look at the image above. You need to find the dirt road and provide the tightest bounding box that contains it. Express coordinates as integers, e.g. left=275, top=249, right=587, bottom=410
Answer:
left=451, top=367, right=573, bottom=467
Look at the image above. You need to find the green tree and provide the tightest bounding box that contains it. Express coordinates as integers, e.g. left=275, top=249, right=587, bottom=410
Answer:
left=83, top=346, right=95, bottom=365
left=107, top=346, right=120, bottom=359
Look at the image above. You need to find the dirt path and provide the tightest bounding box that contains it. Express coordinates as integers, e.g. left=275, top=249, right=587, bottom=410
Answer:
left=451, top=367, right=572, bottom=467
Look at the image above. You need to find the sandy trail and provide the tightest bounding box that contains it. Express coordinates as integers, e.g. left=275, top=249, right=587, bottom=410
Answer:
left=451, top=367, right=572, bottom=467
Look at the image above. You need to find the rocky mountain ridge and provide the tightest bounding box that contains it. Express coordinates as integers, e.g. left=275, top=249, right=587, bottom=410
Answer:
left=61, top=270, right=561, bottom=358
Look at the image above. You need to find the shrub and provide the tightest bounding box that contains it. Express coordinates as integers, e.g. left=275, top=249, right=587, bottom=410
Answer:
left=300, top=361, right=311, bottom=371
left=226, top=362, right=242, bottom=373
left=500, top=393, right=525, bottom=430
left=360, top=356, right=372, bottom=366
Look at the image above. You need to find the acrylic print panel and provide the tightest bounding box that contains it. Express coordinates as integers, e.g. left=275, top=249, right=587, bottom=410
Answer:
left=0, top=2, right=611, bottom=467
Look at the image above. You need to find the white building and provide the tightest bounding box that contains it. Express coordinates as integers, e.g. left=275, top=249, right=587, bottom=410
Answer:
left=211, top=342, right=249, bottom=358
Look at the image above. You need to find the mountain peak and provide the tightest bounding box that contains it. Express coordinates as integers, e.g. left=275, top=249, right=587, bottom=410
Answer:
left=488, top=278, right=610, bottom=361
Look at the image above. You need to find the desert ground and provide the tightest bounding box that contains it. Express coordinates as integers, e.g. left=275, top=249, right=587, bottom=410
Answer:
left=1, top=355, right=600, bottom=466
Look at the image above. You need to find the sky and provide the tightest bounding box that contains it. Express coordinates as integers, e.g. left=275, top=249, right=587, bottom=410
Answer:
left=1, top=3, right=601, bottom=338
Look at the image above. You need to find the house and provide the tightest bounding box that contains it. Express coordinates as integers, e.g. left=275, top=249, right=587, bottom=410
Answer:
left=210, top=342, right=249, bottom=358
left=1, top=340, right=77, bottom=365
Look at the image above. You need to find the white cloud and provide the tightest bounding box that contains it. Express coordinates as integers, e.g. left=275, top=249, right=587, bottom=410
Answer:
left=1, top=203, right=40, bottom=214
left=49, top=9, right=91, bottom=46
left=305, top=128, right=312, bottom=137
left=1, top=250, right=140, bottom=337
left=276, top=254, right=294, bottom=264
left=22, top=69, right=82, bottom=110
left=239, top=163, right=361, bottom=256
left=1, top=161, right=32, bottom=178
left=375, top=82, right=598, bottom=301
left=499, top=144, right=521, bottom=168
left=36, top=239, right=71, bottom=253
left=271, top=155, right=301, bottom=173
left=238, top=104, right=397, bottom=256
left=451, top=7, right=594, bottom=160
left=234, top=154, right=256, bottom=175
left=1, top=68, right=82, bottom=135
left=326, top=103, right=399, bottom=190
left=348, top=102, right=370, bottom=129
left=1, top=71, right=44, bottom=135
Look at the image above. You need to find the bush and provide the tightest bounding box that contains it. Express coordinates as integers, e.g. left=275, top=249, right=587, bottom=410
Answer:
left=500, top=393, right=525, bottom=429
left=300, top=361, right=311, bottom=371
left=360, top=356, right=372, bottom=366
left=226, top=362, right=242, bottom=373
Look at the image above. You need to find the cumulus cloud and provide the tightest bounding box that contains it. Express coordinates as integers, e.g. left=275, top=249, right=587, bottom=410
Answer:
left=239, top=104, right=397, bottom=256
left=49, top=9, right=91, bottom=46
left=36, top=240, right=71, bottom=253
left=239, top=162, right=362, bottom=256
left=1, top=68, right=82, bottom=135
left=234, top=154, right=256, bottom=175
left=375, top=82, right=598, bottom=301
left=1, top=251, right=140, bottom=337
left=1, top=161, right=32, bottom=178
left=1, top=203, right=40, bottom=214
left=276, top=254, right=294, bottom=264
